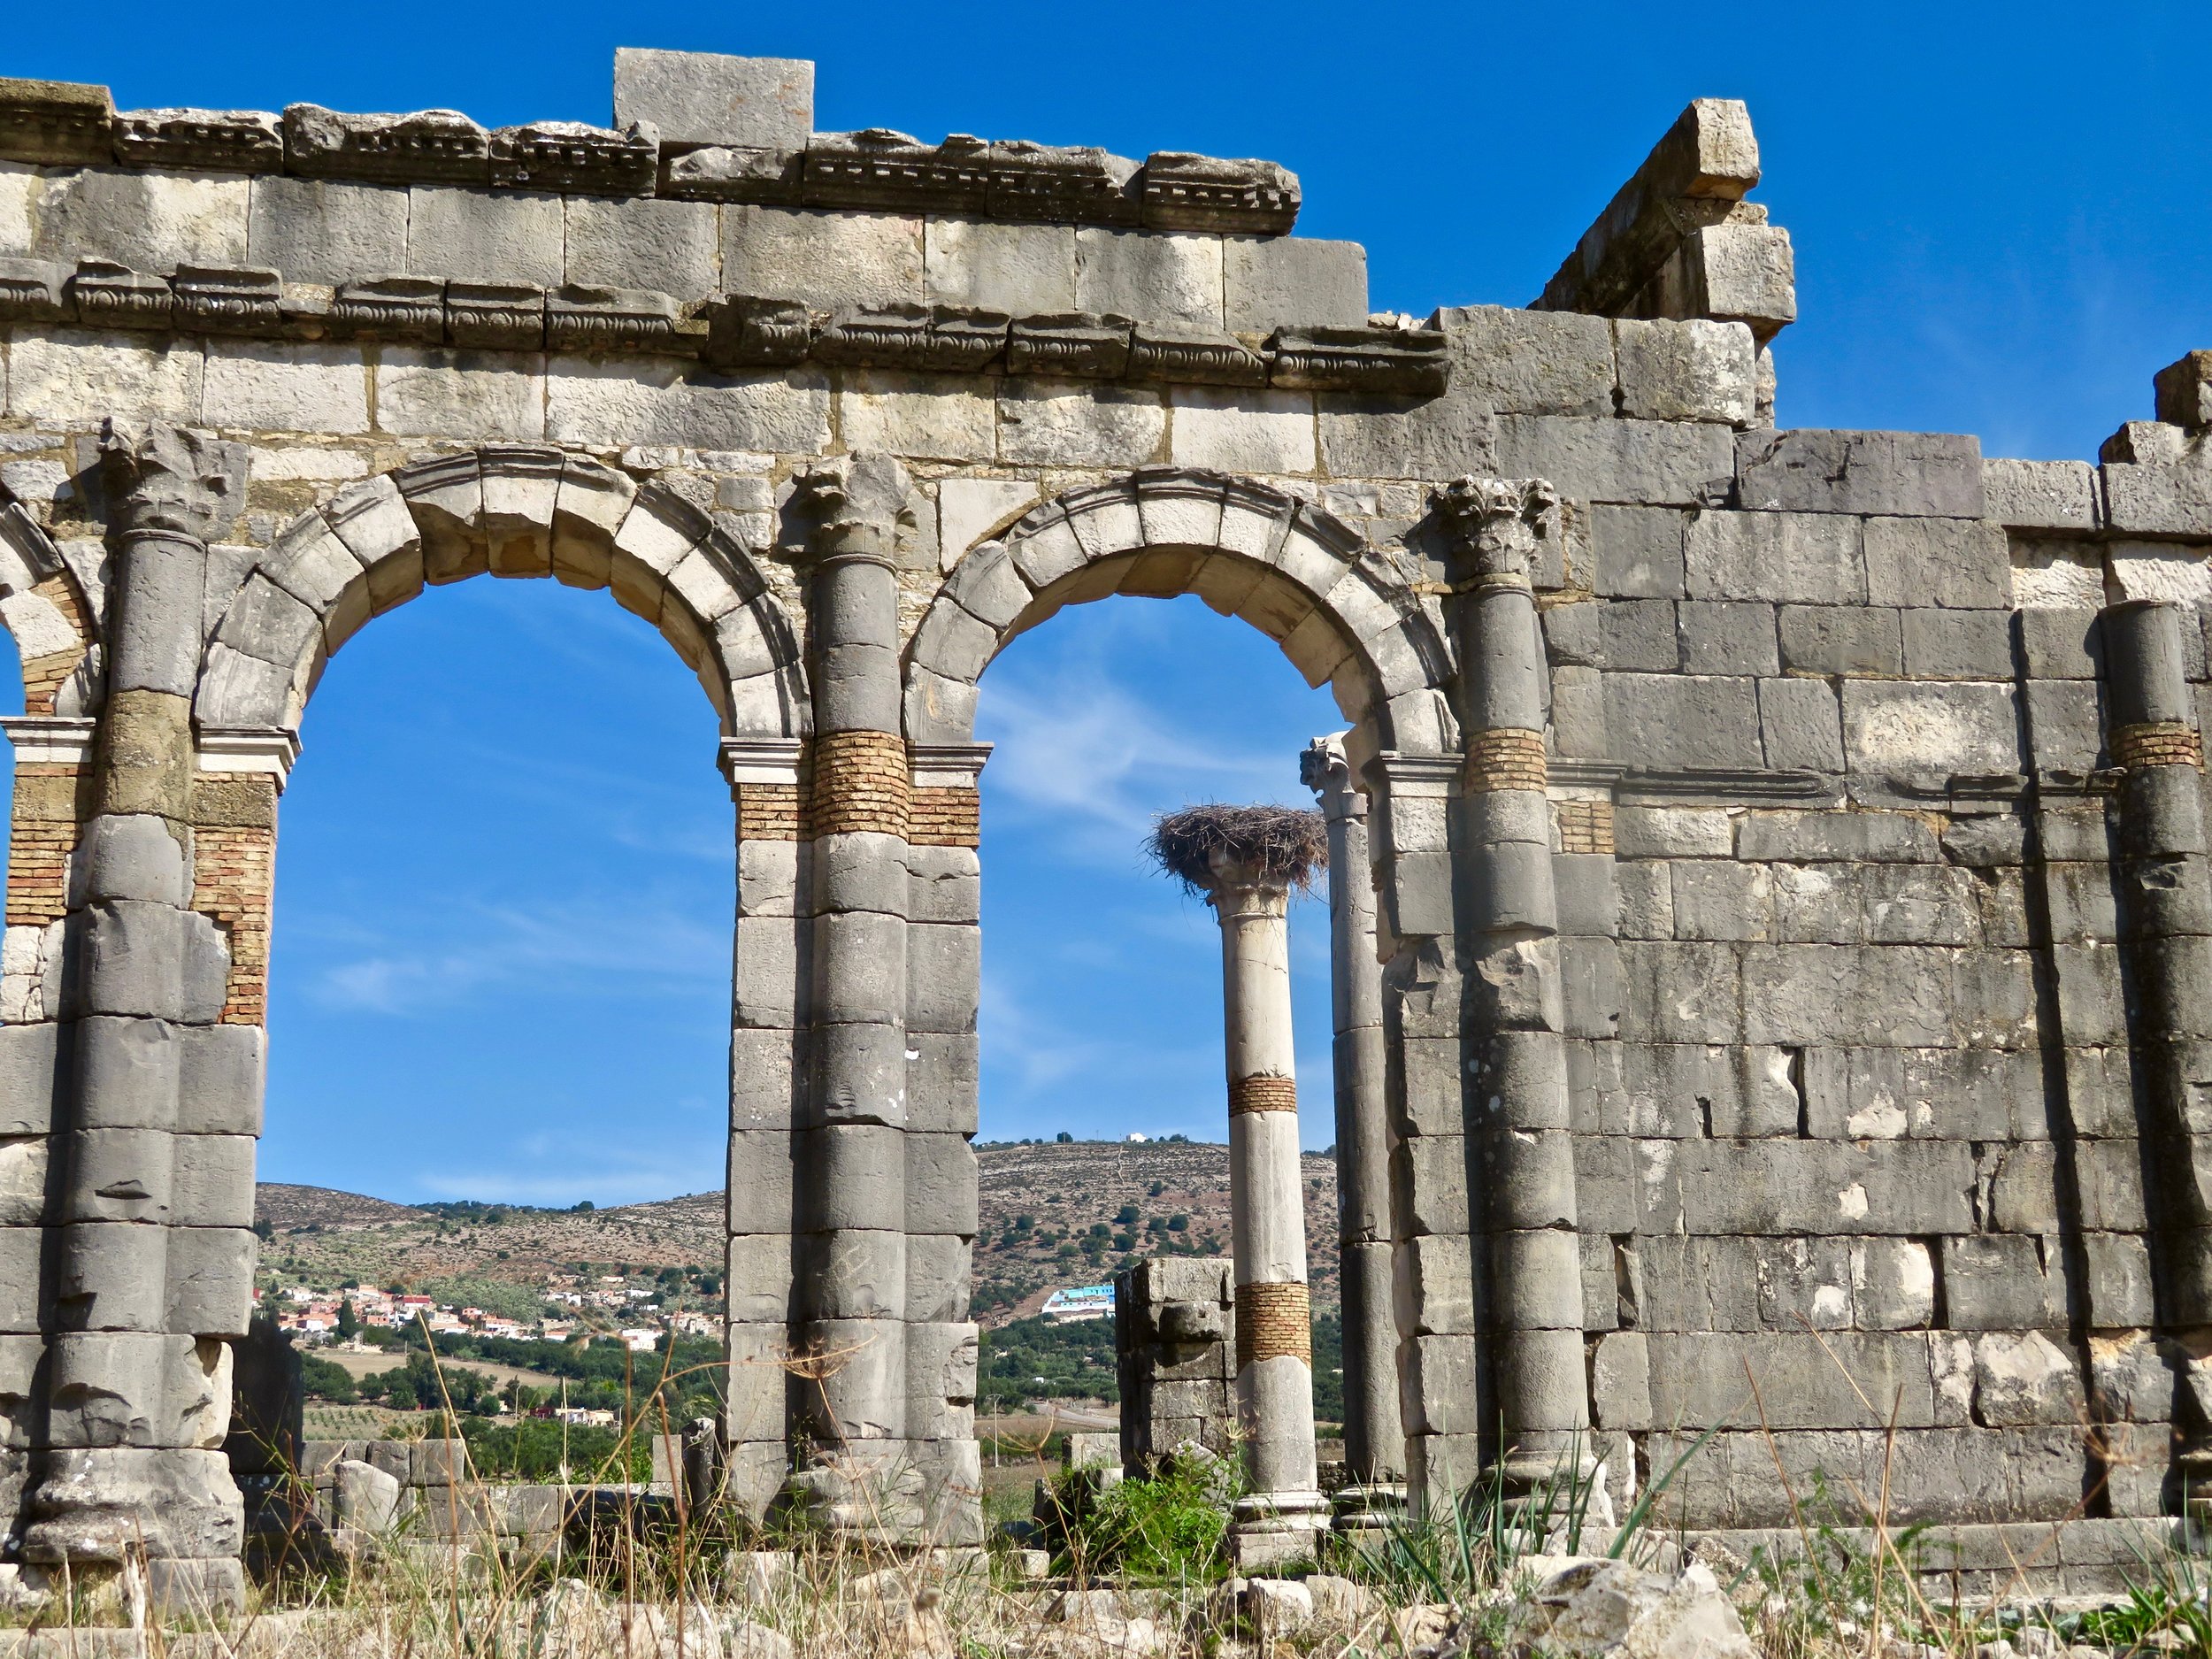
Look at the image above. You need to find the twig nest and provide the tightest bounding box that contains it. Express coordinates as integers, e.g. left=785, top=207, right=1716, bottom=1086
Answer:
left=1146, top=804, right=1326, bottom=895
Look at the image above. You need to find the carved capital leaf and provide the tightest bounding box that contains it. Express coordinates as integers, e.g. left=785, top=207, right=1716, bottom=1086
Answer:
left=790, top=449, right=913, bottom=560
left=1433, top=475, right=1559, bottom=582
left=100, top=419, right=247, bottom=546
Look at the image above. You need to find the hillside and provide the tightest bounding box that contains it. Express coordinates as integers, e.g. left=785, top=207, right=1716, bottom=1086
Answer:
left=255, top=1141, right=1340, bottom=1327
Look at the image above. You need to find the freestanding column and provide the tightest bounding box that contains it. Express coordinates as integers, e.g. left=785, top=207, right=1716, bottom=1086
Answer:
left=1435, top=476, right=1590, bottom=1508
left=24, top=422, right=251, bottom=1609
left=1147, top=808, right=1328, bottom=1566
left=1300, top=734, right=1407, bottom=1524
left=2101, top=601, right=2212, bottom=1508
left=782, top=452, right=926, bottom=1541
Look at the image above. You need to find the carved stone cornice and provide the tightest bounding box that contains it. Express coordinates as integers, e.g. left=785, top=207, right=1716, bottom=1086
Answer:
left=788, top=451, right=911, bottom=566
left=99, top=419, right=245, bottom=547
left=1433, top=476, right=1560, bottom=586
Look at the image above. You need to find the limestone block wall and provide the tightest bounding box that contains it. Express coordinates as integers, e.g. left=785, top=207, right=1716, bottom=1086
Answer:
left=0, top=52, right=2202, bottom=1586
left=1114, top=1257, right=1236, bottom=1470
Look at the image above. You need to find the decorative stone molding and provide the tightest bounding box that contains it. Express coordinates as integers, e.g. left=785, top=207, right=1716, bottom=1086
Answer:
left=908, top=741, right=991, bottom=849
left=0, top=257, right=1438, bottom=395
left=0, top=76, right=1302, bottom=232
left=0, top=714, right=96, bottom=766
left=196, top=727, right=302, bottom=788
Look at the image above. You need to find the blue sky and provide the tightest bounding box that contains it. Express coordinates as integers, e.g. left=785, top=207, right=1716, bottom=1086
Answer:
left=2, top=2, right=2207, bottom=1202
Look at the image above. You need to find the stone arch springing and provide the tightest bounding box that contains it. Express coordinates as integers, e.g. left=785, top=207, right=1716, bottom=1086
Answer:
left=194, top=445, right=810, bottom=740
left=904, top=468, right=1457, bottom=767
left=0, top=496, right=101, bottom=719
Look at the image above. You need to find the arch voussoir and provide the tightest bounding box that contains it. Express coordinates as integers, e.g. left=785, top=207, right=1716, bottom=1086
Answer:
left=195, top=447, right=809, bottom=741
left=908, top=469, right=1455, bottom=760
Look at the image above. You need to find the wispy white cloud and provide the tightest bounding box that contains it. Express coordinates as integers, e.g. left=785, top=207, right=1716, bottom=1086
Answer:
left=978, top=666, right=1310, bottom=863
left=306, top=895, right=726, bottom=1016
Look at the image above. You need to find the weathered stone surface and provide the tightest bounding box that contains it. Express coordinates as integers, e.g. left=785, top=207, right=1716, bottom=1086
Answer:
left=244, top=176, right=406, bottom=287
left=1225, top=236, right=1366, bottom=332
left=613, top=49, right=812, bottom=151
left=725, top=206, right=923, bottom=311
left=565, top=196, right=719, bottom=296
left=1736, top=429, right=1985, bottom=518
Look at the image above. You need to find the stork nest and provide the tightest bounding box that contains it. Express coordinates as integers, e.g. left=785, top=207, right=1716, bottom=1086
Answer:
left=1146, top=803, right=1328, bottom=895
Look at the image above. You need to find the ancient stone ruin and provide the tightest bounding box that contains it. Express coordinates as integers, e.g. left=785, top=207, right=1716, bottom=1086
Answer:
left=0, top=44, right=2206, bottom=1604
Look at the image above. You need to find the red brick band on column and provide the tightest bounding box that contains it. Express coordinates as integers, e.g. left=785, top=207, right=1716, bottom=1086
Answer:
left=1464, top=727, right=1548, bottom=793
left=1228, top=1075, right=1298, bottom=1117
left=2113, top=721, right=2205, bottom=772
left=6, top=764, right=82, bottom=928
left=1234, top=1280, right=1311, bottom=1369
left=810, top=730, right=910, bottom=838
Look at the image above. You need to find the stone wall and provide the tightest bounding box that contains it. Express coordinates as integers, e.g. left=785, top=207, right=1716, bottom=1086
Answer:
left=0, top=48, right=2204, bottom=1595
left=1115, top=1257, right=1236, bottom=1470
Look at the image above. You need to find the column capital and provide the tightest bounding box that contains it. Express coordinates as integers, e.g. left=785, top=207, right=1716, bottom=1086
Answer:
left=789, top=450, right=912, bottom=566
left=1432, top=474, right=1558, bottom=587
left=100, top=419, right=246, bottom=547
left=1300, top=732, right=1366, bottom=819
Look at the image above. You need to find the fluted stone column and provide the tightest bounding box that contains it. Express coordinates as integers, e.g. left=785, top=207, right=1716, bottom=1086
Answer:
left=1436, top=476, right=1590, bottom=1504
left=782, top=452, right=925, bottom=1540
left=1167, top=831, right=1327, bottom=1566
left=1301, top=733, right=1406, bottom=1525
left=25, top=422, right=251, bottom=1609
left=2101, top=600, right=2212, bottom=1508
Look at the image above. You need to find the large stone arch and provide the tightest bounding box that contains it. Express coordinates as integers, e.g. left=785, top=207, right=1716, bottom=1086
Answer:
left=904, top=467, right=1457, bottom=766
left=896, top=467, right=1464, bottom=1536
left=194, top=446, right=809, bottom=741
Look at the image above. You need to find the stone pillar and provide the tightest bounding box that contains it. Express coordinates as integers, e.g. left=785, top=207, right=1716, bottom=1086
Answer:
left=2101, top=600, right=2212, bottom=1507
left=1147, top=810, right=1329, bottom=1565
left=1301, top=733, right=1406, bottom=1524
left=1214, top=860, right=1327, bottom=1561
left=24, top=421, right=252, bottom=1610
left=781, top=451, right=926, bottom=1540
left=1436, top=475, right=1590, bottom=1504
left=904, top=742, right=987, bottom=1548
left=721, top=733, right=807, bottom=1519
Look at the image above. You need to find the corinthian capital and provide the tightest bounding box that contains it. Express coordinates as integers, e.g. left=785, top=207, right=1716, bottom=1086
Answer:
left=1433, top=475, right=1559, bottom=584
left=100, top=419, right=247, bottom=545
left=789, top=450, right=912, bottom=563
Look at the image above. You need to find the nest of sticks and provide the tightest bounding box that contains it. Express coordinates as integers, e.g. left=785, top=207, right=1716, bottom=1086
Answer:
left=1146, top=803, right=1327, bottom=895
